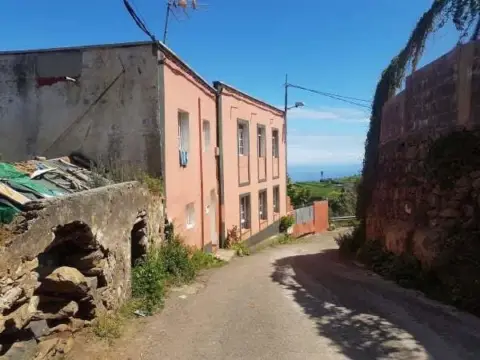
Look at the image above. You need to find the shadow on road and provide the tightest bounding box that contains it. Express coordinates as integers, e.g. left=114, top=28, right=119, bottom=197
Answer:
left=270, top=248, right=480, bottom=359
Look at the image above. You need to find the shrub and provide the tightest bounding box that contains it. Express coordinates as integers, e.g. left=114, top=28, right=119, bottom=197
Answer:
left=131, top=249, right=167, bottom=314
left=225, top=226, right=241, bottom=248
left=335, top=226, right=365, bottom=256
left=279, top=215, right=295, bottom=233
left=190, top=249, right=224, bottom=270
left=225, top=226, right=251, bottom=256
left=93, top=312, right=123, bottom=341
left=278, top=234, right=295, bottom=245
left=159, top=235, right=196, bottom=285
left=231, top=242, right=250, bottom=257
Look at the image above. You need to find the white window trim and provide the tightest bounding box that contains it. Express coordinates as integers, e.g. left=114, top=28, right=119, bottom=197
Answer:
left=203, top=120, right=211, bottom=152
left=240, top=195, right=250, bottom=229
left=259, top=190, right=267, bottom=221
left=238, top=123, right=248, bottom=156
left=178, top=111, right=190, bottom=152
left=272, top=129, right=279, bottom=158
left=258, top=126, right=266, bottom=158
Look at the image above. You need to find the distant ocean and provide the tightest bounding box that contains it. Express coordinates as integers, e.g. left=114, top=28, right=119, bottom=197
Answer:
left=289, top=164, right=361, bottom=182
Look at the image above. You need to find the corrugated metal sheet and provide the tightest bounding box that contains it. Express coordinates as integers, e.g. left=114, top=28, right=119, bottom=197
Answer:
left=294, top=205, right=314, bottom=225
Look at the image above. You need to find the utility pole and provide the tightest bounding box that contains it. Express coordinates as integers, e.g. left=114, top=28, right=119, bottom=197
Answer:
left=284, top=74, right=289, bottom=208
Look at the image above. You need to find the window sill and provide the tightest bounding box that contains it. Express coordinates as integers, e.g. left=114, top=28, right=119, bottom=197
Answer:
left=186, top=224, right=195, bottom=230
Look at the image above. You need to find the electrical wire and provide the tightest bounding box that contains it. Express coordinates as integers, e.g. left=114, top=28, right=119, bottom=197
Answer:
left=123, top=0, right=156, bottom=42
left=288, top=83, right=372, bottom=109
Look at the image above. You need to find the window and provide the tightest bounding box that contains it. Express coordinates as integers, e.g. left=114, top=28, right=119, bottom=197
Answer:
left=178, top=111, right=190, bottom=167
left=238, top=122, right=249, bottom=156
left=273, top=186, right=280, bottom=213
left=202, top=120, right=211, bottom=152
left=257, top=126, right=266, bottom=157
left=259, top=190, right=267, bottom=221
left=272, top=129, right=279, bottom=158
left=240, top=194, right=251, bottom=229
left=186, top=203, right=195, bottom=229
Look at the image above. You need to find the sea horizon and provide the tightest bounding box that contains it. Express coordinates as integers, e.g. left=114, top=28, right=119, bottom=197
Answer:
left=288, top=164, right=362, bottom=182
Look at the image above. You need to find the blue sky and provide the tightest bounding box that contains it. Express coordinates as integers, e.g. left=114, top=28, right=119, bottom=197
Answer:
left=0, top=0, right=463, bottom=173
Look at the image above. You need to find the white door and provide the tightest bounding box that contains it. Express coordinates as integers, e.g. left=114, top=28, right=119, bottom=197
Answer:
left=210, top=190, right=218, bottom=245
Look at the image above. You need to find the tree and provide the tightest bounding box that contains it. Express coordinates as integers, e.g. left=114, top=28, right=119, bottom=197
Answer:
left=286, top=174, right=312, bottom=208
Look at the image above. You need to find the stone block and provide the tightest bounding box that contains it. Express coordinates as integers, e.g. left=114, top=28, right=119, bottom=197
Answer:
left=40, top=267, right=89, bottom=295
left=28, top=319, right=49, bottom=339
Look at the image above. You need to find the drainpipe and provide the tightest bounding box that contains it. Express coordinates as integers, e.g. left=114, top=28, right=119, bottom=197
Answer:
left=198, top=97, right=205, bottom=250
left=214, top=82, right=225, bottom=248
left=284, top=74, right=289, bottom=214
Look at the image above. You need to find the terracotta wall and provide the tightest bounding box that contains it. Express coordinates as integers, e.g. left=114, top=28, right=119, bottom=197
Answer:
left=162, top=54, right=218, bottom=249
left=289, top=200, right=329, bottom=238
left=217, top=85, right=286, bottom=242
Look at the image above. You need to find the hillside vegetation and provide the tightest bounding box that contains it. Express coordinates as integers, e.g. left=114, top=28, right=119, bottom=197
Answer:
left=288, top=175, right=360, bottom=217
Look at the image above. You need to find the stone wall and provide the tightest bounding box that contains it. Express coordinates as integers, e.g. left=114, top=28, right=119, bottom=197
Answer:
left=368, top=41, right=480, bottom=266
left=0, top=181, right=164, bottom=358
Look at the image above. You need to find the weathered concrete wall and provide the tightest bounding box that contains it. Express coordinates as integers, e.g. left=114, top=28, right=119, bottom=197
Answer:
left=0, top=181, right=163, bottom=357
left=0, top=42, right=162, bottom=175
left=369, top=41, right=480, bottom=266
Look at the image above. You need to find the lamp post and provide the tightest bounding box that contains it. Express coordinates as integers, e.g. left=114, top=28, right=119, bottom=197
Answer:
left=283, top=74, right=304, bottom=209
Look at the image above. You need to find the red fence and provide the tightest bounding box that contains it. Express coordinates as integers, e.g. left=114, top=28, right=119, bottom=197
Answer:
left=287, top=198, right=329, bottom=237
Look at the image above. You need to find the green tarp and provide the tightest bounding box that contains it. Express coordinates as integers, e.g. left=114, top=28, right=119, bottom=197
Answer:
left=0, top=163, right=58, bottom=198
left=0, top=163, right=59, bottom=224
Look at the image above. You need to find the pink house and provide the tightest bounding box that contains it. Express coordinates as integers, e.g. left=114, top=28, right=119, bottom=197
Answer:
left=214, top=82, right=287, bottom=247
left=160, top=46, right=219, bottom=250
left=0, top=41, right=287, bottom=250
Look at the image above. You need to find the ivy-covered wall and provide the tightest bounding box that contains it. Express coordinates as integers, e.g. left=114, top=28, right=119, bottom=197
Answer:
left=367, top=41, right=480, bottom=267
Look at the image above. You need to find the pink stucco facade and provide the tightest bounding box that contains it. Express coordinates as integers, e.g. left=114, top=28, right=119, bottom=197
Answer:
left=161, top=51, right=219, bottom=250
left=215, top=83, right=287, bottom=242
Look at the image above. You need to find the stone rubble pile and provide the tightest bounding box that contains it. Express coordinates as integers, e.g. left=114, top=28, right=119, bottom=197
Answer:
left=0, top=222, right=113, bottom=360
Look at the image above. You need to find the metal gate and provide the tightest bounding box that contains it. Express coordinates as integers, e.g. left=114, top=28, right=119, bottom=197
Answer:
left=294, top=205, right=314, bottom=225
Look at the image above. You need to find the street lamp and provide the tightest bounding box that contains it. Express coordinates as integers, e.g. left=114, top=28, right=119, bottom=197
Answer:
left=287, top=101, right=305, bottom=110
left=283, top=75, right=304, bottom=209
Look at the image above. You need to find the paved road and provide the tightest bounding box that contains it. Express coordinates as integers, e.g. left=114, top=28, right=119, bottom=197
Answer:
left=94, top=233, right=480, bottom=360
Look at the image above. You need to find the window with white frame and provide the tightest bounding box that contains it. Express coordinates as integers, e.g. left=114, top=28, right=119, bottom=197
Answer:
left=259, top=190, right=267, bottom=221
left=186, top=202, right=195, bottom=229
left=273, top=186, right=280, bottom=213
left=257, top=126, right=266, bottom=157
left=178, top=111, right=190, bottom=152
left=202, top=120, right=211, bottom=152
left=272, top=129, right=279, bottom=158
left=240, top=194, right=251, bottom=229
left=238, top=122, right=248, bottom=156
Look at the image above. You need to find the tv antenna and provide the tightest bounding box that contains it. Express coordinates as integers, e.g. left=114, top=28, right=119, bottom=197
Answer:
left=163, top=0, right=207, bottom=44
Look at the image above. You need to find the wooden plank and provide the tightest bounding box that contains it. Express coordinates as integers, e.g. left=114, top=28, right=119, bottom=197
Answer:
left=0, top=182, right=30, bottom=205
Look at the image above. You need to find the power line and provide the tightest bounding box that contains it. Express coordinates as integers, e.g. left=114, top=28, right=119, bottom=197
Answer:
left=287, top=83, right=372, bottom=109
left=123, top=0, right=156, bottom=42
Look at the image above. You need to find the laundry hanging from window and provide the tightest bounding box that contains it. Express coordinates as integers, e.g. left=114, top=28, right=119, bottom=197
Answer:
left=178, top=111, right=190, bottom=167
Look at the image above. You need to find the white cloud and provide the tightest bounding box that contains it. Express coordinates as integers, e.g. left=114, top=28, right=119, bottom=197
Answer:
left=288, top=135, right=365, bottom=165
left=287, top=106, right=370, bottom=124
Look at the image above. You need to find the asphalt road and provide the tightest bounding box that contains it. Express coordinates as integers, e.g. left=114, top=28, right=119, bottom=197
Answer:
left=90, top=233, right=480, bottom=360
